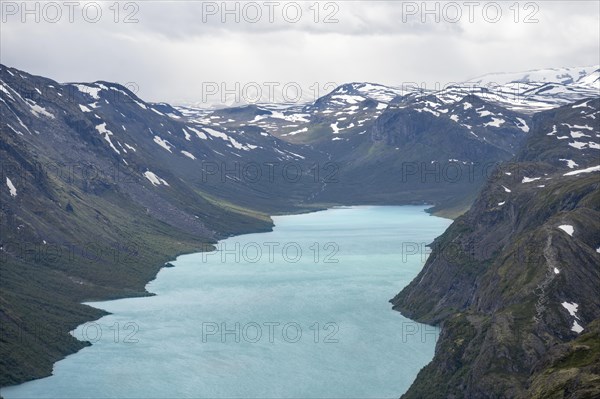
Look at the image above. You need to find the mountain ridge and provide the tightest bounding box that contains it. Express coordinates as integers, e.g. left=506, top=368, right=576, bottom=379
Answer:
left=392, top=97, right=600, bottom=398
left=1, top=63, right=598, bottom=396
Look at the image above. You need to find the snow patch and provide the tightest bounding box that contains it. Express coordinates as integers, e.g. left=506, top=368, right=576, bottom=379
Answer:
left=188, top=126, right=207, bottom=140
left=133, top=100, right=147, bottom=109
left=204, top=127, right=229, bottom=140
left=572, top=321, right=584, bottom=334
left=484, top=117, right=505, bottom=128
left=568, top=141, right=588, bottom=150
left=558, top=225, right=574, bottom=236
left=284, top=127, right=308, bottom=136
left=95, top=123, right=120, bottom=154
left=143, top=171, right=169, bottom=187
left=570, top=131, right=590, bottom=139
left=181, top=151, right=196, bottom=160
left=330, top=122, right=341, bottom=134
left=559, top=159, right=578, bottom=169
left=563, top=165, right=600, bottom=176
left=73, top=84, right=101, bottom=99
left=331, top=94, right=365, bottom=104
left=153, top=136, right=173, bottom=153
left=573, top=100, right=591, bottom=109
left=561, top=302, right=579, bottom=318
left=6, top=177, right=17, bottom=197
left=29, top=103, right=54, bottom=119
left=515, top=117, right=529, bottom=132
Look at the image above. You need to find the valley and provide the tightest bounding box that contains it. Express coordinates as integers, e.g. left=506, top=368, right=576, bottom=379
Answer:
left=1, top=63, right=599, bottom=397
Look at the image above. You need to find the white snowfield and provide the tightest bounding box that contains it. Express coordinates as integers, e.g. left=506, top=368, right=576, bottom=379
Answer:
left=187, top=126, right=207, bottom=140
left=558, top=225, right=574, bottom=236
left=153, top=136, right=173, bottom=153
left=515, top=118, right=530, bottom=132
left=28, top=101, right=54, bottom=119
left=563, top=165, right=600, bottom=176
left=283, top=127, right=308, bottom=136
left=143, top=171, right=169, bottom=187
left=95, top=123, right=120, bottom=154
left=559, top=159, right=578, bottom=169
left=561, top=302, right=584, bottom=334
left=330, top=122, right=341, bottom=134
left=202, top=127, right=257, bottom=151
left=180, top=151, right=196, bottom=160
left=483, top=117, right=506, bottom=127
left=6, top=177, right=17, bottom=197
left=73, top=84, right=101, bottom=99
left=468, top=66, right=599, bottom=87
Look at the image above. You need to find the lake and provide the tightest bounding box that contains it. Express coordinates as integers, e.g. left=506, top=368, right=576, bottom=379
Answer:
left=1, top=206, right=451, bottom=398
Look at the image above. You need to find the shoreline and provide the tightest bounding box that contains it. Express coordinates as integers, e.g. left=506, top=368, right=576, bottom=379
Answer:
left=1, top=202, right=456, bottom=392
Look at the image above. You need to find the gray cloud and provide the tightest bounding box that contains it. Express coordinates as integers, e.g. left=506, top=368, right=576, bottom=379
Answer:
left=1, top=1, right=598, bottom=104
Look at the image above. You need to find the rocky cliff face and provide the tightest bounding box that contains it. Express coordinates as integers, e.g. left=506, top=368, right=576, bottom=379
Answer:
left=1, top=62, right=597, bottom=391
left=0, top=64, right=305, bottom=386
left=392, top=98, right=600, bottom=398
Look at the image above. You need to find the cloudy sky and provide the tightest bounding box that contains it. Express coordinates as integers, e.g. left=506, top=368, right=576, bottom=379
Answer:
left=1, top=1, right=598, bottom=105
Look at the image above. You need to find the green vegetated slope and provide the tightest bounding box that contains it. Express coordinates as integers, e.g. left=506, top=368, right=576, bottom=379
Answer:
left=392, top=98, right=600, bottom=398
left=1, top=62, right=598, bottom=396
left=0, top=65, right=280, bottom=385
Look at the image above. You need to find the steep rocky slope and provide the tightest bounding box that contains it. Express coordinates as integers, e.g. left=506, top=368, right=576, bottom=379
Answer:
left=392, top=98, right=600, bottom=398
left=0, top=64, right=319, bottom=386
left=1, top=63, right=597, bottom=390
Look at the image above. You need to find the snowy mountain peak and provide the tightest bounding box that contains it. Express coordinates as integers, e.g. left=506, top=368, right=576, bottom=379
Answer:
left=468, top=65, right=599, bottom=87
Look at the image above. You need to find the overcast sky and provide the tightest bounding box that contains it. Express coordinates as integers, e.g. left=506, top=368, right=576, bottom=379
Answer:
left=1, top=1, right=599, bottom=105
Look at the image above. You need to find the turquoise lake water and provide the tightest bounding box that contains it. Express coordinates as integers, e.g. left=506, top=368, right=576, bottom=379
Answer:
left=2, top=206, right=451, bottom=398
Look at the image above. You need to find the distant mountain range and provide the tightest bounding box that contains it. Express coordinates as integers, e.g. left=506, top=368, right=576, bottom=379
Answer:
left=393, top=97, right=600, bottom=398
left=1, top=64, right=598, bottom=397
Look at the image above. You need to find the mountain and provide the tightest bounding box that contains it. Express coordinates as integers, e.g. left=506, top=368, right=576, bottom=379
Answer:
left=1, top=63, right=598, bottom=392
left=466, top=66, right=600, bottom=113
left=180, top=77, right=543, bottom=215
left=468, top=65, right=599, bottom=86
left=0, top=64, right=327, bottom=386
left=391, top=97, right=600, bottom=398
